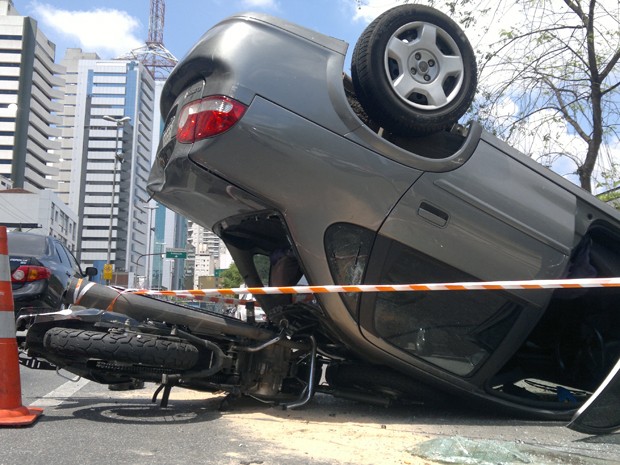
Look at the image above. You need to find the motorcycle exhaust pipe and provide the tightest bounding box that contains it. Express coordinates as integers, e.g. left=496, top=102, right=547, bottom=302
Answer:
left=65, top=278, right=275, bottom=342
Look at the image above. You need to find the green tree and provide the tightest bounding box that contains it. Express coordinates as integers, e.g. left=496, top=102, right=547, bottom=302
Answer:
left=219, top=263, right=243, bottom=289
left=254, top=254, right=271, bottom=285
left=596, top=162, right=620, bottom=209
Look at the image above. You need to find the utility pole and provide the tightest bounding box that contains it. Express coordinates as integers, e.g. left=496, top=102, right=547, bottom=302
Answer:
left=102, top=115, right=130, bottom=284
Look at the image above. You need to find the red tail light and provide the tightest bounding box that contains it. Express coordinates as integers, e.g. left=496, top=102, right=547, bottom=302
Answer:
left=177, top=95, right=247, bottom=143
left=11, top=265, right=52, bottom=283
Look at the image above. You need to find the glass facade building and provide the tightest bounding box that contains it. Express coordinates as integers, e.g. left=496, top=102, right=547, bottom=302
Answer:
left=59, top=50, right=155, bottom=280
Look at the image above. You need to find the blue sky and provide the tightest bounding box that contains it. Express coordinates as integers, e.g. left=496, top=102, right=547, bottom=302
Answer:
left=14, top=0, right=401, bottom=71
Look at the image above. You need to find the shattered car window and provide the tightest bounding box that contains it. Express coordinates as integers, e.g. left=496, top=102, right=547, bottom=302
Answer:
left=372, top=240, right=522, bottom=376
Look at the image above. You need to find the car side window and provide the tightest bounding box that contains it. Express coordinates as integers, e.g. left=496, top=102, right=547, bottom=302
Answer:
left=56, top=242, right=82, bottom=276
left=363, top=238, right=522, bottom=376
left=54, top=242, right=69, bottom=266
left=65, top=247, right=83, bottom=276
left=325, top=223, right=375, bottom=317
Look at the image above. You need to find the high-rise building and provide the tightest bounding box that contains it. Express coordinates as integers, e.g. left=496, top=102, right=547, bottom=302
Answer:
left=58, top=49, right=155, bottom=280
left=189, top=221, right=232, bottom=289
left=56, top=48, right=99, bottom=206
left=157, top=206, right=187, bottom=290
left=0, top=0, right=64, bottom=190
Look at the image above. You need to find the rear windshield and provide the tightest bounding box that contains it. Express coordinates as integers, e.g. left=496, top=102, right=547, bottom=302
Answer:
left=7, top=234, right=48, bottom=256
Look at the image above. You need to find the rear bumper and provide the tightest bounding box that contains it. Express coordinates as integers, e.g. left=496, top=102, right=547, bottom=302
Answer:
left=12, top=281, right=50, bottom=313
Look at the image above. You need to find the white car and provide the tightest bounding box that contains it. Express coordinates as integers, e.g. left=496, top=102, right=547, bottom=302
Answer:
left=235, top=293, right=267, bottom=323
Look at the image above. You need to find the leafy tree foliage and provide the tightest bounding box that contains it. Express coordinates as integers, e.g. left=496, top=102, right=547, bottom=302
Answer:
left=219, top=263, right=243, bottom=289
left=219, top=256, right=270, bottom=291
left=253, top=254, right=271, bottom=285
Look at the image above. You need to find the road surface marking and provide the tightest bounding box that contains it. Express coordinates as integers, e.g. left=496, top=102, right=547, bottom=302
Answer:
left=30, top=377, right=90, bottom=408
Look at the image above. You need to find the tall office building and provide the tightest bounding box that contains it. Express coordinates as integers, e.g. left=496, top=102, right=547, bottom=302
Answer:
left=56, top=48, right=99, bottom=206
left=152, top=206, right=187, bottom=290
left=189, top=221, right=232, bottom=289
left=0, top=0, right=64, bottom=190
left=59, top=49, right=155, bottom=280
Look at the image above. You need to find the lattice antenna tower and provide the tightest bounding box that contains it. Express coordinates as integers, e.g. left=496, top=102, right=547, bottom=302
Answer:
left=117, top=0, right=178, bottom=80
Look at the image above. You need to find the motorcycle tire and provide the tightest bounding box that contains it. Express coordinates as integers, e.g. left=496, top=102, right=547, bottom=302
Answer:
left=43, top=328, right=199, bottom=370
left=351, top=4, right=477, bottom=135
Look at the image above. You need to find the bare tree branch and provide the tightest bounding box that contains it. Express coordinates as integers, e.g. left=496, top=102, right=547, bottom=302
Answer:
left=600, top=48, right=620, bottom=81
left=543, top=76, right=591, bottom=143
left=602, top=80, right=620, bottom=96
left=466, top=0, right=619, bottom=191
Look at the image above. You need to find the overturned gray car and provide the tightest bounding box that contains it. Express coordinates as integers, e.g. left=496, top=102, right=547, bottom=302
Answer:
left=22, top=5, right=620, bottom=433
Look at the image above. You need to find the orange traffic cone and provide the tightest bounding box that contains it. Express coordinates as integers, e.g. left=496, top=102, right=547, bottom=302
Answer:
left=0, top=226, right=43, bottom=426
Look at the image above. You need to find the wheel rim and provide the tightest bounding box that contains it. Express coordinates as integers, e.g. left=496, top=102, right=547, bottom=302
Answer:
left=384, top=21, right=465, bottom=111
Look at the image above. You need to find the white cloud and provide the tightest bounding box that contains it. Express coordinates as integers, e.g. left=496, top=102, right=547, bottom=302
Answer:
left=239, top=0, right=279, bottom=10
left=32, top=3, right=144, bottom=58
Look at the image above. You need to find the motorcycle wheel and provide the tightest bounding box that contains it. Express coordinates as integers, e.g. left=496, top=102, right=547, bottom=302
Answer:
left=43, top=328, right=199, bottom=370
left=351, top=4, right=477, bottom=135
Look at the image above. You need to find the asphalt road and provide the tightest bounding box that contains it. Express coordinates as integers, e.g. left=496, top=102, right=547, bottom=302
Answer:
left=1, top=366, right=620, bottom=465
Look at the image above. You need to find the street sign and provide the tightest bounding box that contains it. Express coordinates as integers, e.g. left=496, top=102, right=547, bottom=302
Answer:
left=165, top=248, right=187, bottom=259
left=103, top=263, right=113, bottom=281
left=214, top=268, right=223, bottom=278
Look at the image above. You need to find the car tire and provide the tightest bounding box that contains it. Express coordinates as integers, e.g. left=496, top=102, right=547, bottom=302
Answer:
left=43, top=328, right=199, bottom=370
left=351, top=4, right=477, bottom=135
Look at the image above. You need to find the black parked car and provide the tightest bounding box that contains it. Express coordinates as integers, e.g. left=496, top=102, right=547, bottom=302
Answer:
left=8, top=231, right=96, bottom=313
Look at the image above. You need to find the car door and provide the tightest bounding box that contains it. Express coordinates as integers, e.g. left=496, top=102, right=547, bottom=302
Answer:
left=358, top=139, right=577, bottom=378
left=378, top=141, right=576, bottom=288
left=49, top=240, right=75, bottom=304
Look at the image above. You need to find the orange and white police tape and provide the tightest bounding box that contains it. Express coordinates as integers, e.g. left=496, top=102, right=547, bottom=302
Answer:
left=131, top=276, right=620, bottom=299
left=0, top=226, right=43, bottom=426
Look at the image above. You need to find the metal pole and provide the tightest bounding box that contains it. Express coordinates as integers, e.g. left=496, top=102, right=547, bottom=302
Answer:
left=151, top=241, right=166, bottom=290
left=103, top=115, right=130, bottom=285
left=145, top=205, right=157, bottom=289
left=134, top=252, right=162, bottom=288
left=106, top=124, right=120, bottom=277
left=159, top=243, right=164, bottom=289
left=106, top=122, right=121, bottom=285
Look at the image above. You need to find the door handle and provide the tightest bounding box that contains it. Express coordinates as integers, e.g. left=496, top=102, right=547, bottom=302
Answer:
left=418, top=202, right=449, bottom=227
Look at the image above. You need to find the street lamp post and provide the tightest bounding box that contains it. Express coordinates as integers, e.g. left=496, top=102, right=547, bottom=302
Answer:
left=103, top=115, right=130, bottom=284
left=134, top=252, right=165, bottom=288
left=145, top=205, right=158, bottom=288
left=155, top=242, right=166, bottom=289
